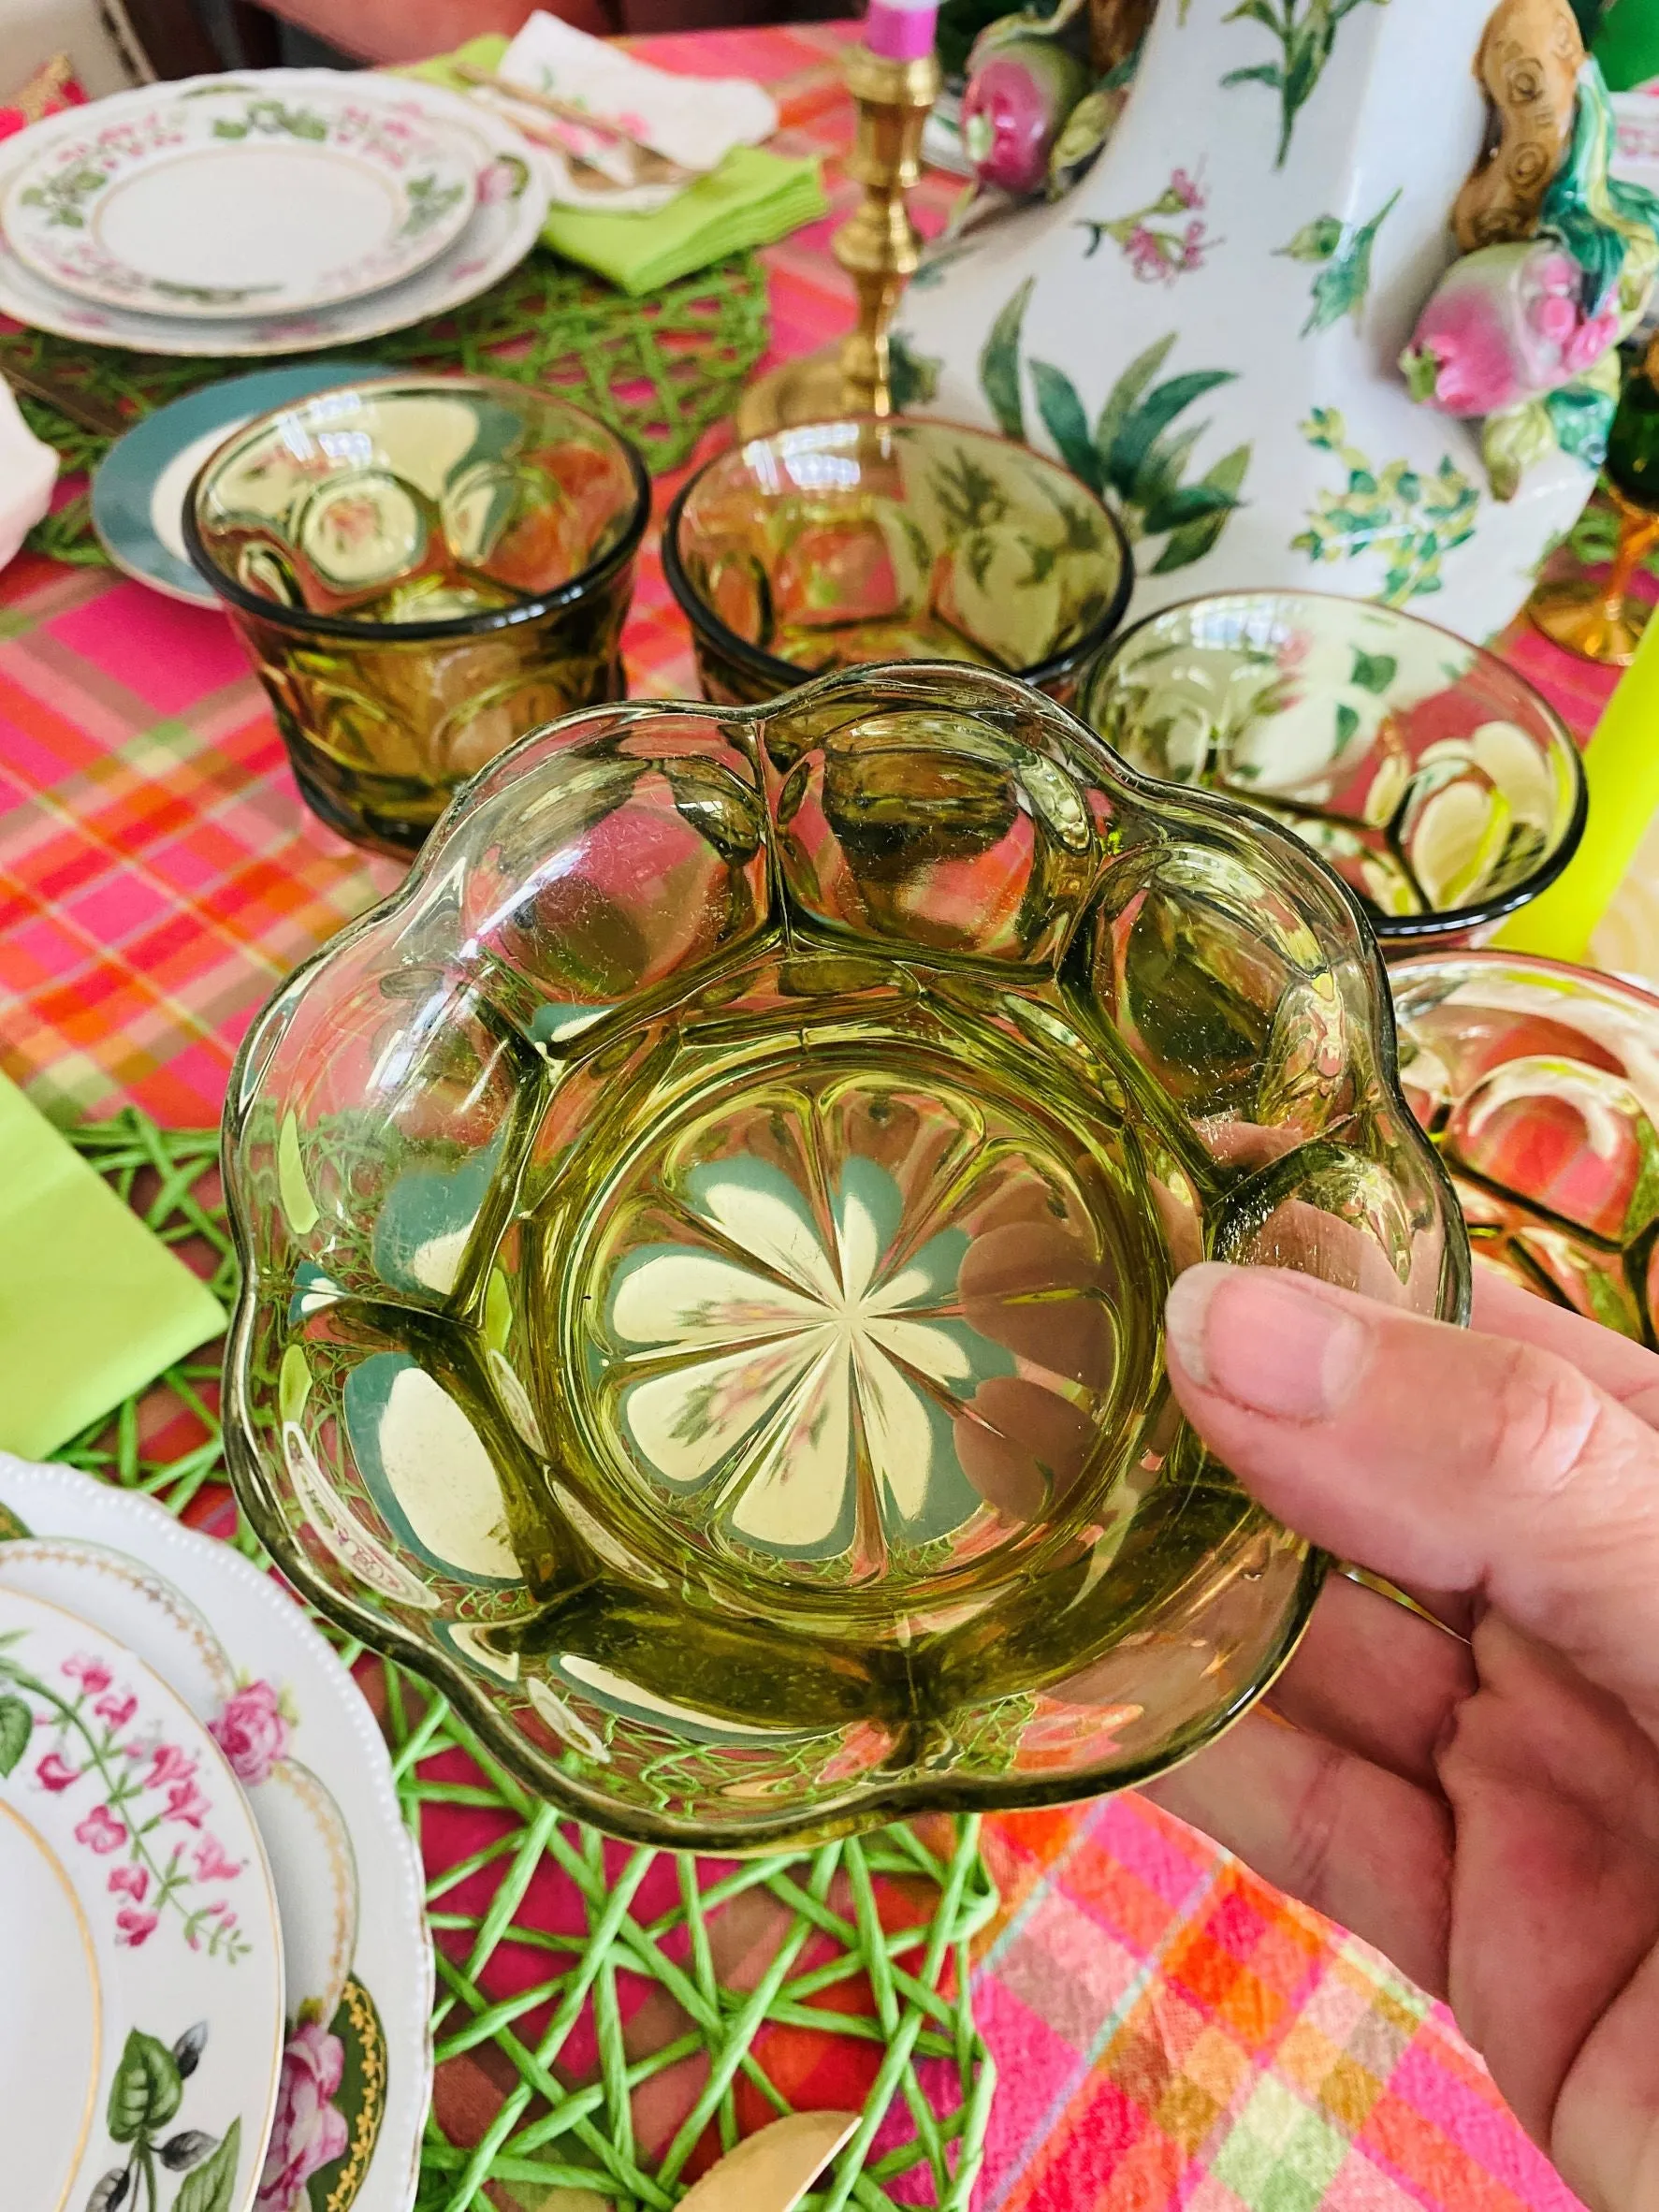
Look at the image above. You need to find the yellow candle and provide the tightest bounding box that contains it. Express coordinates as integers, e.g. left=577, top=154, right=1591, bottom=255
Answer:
left=1494, top=612, right=1659, bottom=962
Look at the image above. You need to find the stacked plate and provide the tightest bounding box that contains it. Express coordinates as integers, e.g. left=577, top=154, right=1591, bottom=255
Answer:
left=0, top=1452, right=431, bottom=2212
left=0, top=68, right=551, bottom=357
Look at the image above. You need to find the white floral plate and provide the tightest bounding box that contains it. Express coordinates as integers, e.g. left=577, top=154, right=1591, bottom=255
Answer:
left=0, top=71, right=550, bottom=359
left=2, top=80, right=477, bottom=321
left=0, top=1585, right=284, bottom=2212
left=0, top=1455, right=431, bottom=2212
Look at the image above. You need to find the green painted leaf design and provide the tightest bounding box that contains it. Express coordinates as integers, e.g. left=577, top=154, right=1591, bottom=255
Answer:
left=1278, top=214, right=1343, bottom=262
left=1141, top=482, right=1241, bottom=536
left=1131, top=421, right=1209, bottom=523
left=1106, top=371, right=1236, bottom=497
left=159, top=2129, right=216, bottom=2171
left=1153, top=442, right=1252, bottom=572
left=978, top=279, right=1033, bottom=442
left=107, top=2030, right=183, bottom=2144
left=1348, top=648, right=1397, bottom=693
left=1545, top=379, right=1618, bottom=470
left=172, top=2117, right=240, bottom=2212
left=1221, top=0, right=1384, bottom=166
left=1294, top=411, right=1477, bottom=602
left=1299, top=188, right=1401, bottom=335
left=0, top=1695, right=30, bottom=1775
left=1093, top=333, right=1177, bottom=472
left=1030, top=362, right=1103, bottom=493
left=1334, top=702, right=1361, bottom=748
left=888, top=332, right=941, bottom=412
left=1481, top=401, right=1556, bottom=502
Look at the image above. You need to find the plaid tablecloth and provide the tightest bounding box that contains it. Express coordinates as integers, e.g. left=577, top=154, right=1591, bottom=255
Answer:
left=0, top=27, right=1604, bottom=2211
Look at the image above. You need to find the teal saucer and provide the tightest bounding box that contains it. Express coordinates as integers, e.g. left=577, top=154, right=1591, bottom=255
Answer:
left=91, top=361, right=392, bottom=606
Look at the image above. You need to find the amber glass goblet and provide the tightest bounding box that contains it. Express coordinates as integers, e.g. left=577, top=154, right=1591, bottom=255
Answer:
left=1530, top=341, right=1659, bottom=666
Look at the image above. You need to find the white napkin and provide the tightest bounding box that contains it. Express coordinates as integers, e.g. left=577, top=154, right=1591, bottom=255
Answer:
left=0, top=382, right=58, bottom=572
left=475, top=10, right=779, bottom=214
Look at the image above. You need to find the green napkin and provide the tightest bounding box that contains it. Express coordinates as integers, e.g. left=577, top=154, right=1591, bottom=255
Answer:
left=0, top=1075, right=224, bottom=1459
left=407, top=36, right=826, bottom=297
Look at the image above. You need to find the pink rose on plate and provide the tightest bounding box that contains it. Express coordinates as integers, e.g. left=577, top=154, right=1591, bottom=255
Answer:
left=36, top=1753, right=79, bottom=1792
left=211, top=1681, right=291, bottom=1787
left=108, top=1863, right=148, bottom=1900
left=95, top=1689, right=137, bottom=1729
left=257, top=2022, right=349, bottom=2212
left=74, top=1804, right=126, bottom=1854
left=115, top=1904, right=158, bottom=1948
left=62, top=1653, right=112, bottom=1695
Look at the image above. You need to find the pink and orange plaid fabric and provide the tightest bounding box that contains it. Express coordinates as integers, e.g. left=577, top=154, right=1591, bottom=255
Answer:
left=0, top=27, right=1603, bottom=2208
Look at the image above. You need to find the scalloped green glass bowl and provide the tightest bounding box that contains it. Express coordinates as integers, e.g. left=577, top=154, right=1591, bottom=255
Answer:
left=222, top=662, right=1469, bottom=1848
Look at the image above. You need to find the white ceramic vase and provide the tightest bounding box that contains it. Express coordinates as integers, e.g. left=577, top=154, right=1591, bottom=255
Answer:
left=894, top=0, right=1594, bottom=642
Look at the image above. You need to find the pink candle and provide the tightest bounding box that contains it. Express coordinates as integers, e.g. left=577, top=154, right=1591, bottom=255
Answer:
left=865, top=0, right=939, bottom=63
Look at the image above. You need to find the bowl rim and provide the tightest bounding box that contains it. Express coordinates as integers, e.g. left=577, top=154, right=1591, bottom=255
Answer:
left=1084, top=586, right=1591, bottom=945
left=219, top=658, right=1469, bottom=1849
left=661, top=412, right=1137, bottom=698
left=181, top=371, right=652, bottom=645
left=1388, top=943, right=1659, bottom=1012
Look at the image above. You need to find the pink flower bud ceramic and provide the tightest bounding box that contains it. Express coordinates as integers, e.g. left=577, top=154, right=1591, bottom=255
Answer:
left=1402, top=240, right=1623, bottom=416
left=961, top=36, right=1090, bottom=196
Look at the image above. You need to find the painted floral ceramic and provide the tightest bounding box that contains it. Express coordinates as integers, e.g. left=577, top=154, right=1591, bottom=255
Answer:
left=2, top=82, right=476, bottom=319
left=220, top=662, right=1467, bottom=1850
left=893, top=0, right=1603, bottom=640
left=0, top=72, right=550, bottom=360
left=0, top=1453, right=432, bottom=2212
left=1391, top=953, right=1659, bottom=1343
left=1084, top=590, right=1586, bottom=952
left=185, top=374, right=648, bottom=855
left=0, top=1587, right=284, bottom=2212
left=662, top=416, right=1132, bottom=708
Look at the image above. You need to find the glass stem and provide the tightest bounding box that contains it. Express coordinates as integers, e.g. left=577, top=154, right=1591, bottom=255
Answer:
left=1602, top=503, right=1659, bottom=621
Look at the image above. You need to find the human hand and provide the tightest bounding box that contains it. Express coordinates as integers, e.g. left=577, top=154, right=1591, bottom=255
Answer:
left=1148, top=1261, right=1659, bottom=2212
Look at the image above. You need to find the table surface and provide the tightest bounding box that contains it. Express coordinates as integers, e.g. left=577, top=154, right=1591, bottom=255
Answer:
left=0, top=27, right=1606, bottom=2212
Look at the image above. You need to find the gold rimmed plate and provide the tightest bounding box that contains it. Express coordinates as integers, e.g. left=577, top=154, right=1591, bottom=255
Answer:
left=0, top=1586, right=284, bottom=2212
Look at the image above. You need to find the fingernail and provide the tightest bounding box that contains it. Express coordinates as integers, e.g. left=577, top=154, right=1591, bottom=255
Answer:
left=1165, top=1264, right=1371, bottom=1422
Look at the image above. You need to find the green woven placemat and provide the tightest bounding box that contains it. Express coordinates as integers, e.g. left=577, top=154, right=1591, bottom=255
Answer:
left=52, top=1111, right=997, bottom=2212
left=9, top=245, right=768, bottom=567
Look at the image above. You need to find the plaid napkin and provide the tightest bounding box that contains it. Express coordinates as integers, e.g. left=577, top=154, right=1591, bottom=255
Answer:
left=0, top=1075, right=223, bottom=1459
left=409, top=36, right=825, bottom=296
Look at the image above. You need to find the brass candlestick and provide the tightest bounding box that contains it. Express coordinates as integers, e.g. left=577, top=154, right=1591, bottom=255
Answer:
left=734, top=40, right=940, bottom=442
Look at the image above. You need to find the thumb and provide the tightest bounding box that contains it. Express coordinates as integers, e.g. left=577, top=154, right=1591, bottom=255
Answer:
left=1164, top=1263, right=1659, bottom=1736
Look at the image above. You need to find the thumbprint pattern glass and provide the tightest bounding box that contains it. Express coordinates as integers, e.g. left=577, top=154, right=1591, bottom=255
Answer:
left=222, top=660, right=1468, bottom=1848
left=1084, top=589, right=1586, bottom=956
left=663, top=415, right=1133, bottom=708
left=186, top=374, right=649, bottom=857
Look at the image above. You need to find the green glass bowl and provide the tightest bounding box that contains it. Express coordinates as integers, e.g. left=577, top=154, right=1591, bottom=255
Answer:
left=1392, top=949, right=1659, bottom=1342
left=662, top=416, right=1133, bottom=709
left=1083, top=589, right=1587, bottom=954
left=185, top=372, right=650, bottom=857
left=222, top=662, right=1468, bottom=1848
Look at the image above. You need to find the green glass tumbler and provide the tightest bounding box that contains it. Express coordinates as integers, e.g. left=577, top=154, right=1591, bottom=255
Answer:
left=186, top=375, right=649, bottom=857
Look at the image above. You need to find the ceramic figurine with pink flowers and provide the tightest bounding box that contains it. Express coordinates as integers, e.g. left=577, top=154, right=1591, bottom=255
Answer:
left=899, top=0, right=1659, bottom=639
